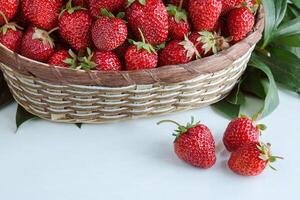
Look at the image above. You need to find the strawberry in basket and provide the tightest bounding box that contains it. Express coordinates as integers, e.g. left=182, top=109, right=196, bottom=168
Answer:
left=0, top=0, right=18, bottom=26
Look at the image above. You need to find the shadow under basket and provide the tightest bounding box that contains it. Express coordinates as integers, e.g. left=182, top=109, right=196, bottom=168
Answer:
left=0, top=8, right=264, bottom=124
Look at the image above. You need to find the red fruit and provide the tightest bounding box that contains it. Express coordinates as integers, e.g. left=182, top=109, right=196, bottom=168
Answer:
left=125, top=29, right=158, bottom=70
left=158, top=117, right=216, bottom=168
left=48, top=49, right=77, bottom=68
left=93, top=51, right=122, bottom=71
left=188, top=0, right=222, bottom=32
left=228, top=142, right=282, bottom=176
left=91, top=9, right=127, bottom=51
left=126, top=0, right=169, bottom=45
left=59, top=2, right=92, bottom=51
left=89, top=0, right=125, bottom=18
left=0, top=15, right=23, bottom=52
left=114, top=40, right=130, bottom=60
left=20, top=27, right=55, bottom=62
left=0, top=0, right=18, bottom=26
left=166, top=4, right=190, bottom=40
left=227, top=6, right=255, bottom=42
left=223, top=115, right=266, bottom=152
left=21, top=0, right=63, bottom=30
left=188, top=31, right=230, bottom=57
left=221, top=0, right=255, bottom=14
left=159, top=37, right=199, bottom=66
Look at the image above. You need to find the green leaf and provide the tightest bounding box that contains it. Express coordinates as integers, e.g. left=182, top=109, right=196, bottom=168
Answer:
left=16, top=105, right=37, bottom=129
left=0, top=73, right=14, bottom=109
left=248, top=55, right=280, bottom=117
left=258, top=47, right=300, bottom=92
left=75, top=123, right=82, bottom=128
left=212, top=100, right=240, bottom=119
left=226, top=81, right=246, bottom=105
left=241, top=68, right=266, bottom=99
left=262, top=0, right=287, bottom=48
left=290, top=0, right=300, bottom=9
left=277, top=34, right=300, bottom=47
left=274, top=16, right=300, bottom=39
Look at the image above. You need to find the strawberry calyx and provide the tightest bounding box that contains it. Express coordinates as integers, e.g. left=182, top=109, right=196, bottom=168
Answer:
left=63, top=49, right=78, bottom=69
left=32, top=27, right=57, bottom=48
left=129, top=28, right=156, bottom=54
left=127, top=0, right=146, bottom=7
left=196, top=31, right=230, bottom=55
left=240, top=114, right=267, bottom=134
left=157, top=116, right=200, bottom=142
left=60, top=0, right=86, bottom=16
left=0, top=11, right=23, bottom=34
left=78, top=48, right=97, bottom=70
left=257, top=142, right=283, bottom=170
left=100, top=9, right=126, bottom=21
left=179, top=35, right=200, bottom=59
left=166, top=4, right=188, bottom=23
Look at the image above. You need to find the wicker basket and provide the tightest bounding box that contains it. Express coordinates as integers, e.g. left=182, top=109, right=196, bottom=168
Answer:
left=0, top=8, right=264, bottom=124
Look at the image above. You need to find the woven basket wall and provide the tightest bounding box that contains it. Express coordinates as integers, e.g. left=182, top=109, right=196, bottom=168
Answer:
left=0, top=8, right=264, bottom=124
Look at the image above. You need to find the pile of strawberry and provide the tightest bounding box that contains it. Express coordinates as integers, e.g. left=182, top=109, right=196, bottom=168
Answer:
left=158, top=115, right=282, bottom=176
left=0, top=0, right=258, bottom=71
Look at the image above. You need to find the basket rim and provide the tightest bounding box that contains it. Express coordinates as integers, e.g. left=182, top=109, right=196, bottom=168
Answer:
left=0, top=7, right=264, bottom=87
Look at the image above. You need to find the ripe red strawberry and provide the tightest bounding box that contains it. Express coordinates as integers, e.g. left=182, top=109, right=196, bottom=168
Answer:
left=21, top=0, right=63, bottom=30
left=158, top=117, right=216, bottom=168
left=89, top=0, right=125, bottom=18
left=79, top=48, right=122, bottom=71
left=221, top=0, right=255, bottom=14
left=227, top=6, right=255, bottom=42
left=48, top=49, right=77, bottom=68
left=126, top=0, right=169, bottom=45
left=20, top=27, right=56, bottom=62
left=166, top=4, right=190, bottom=40
left=93, top=51, right=122, bottom=71
left=223, top=115, right=266, bottom=152
left=0, top=0, right=18, bottom=26
left=91, top=9, right=127, bottom=51
left=59, top=1, right=92, bottom=51
left=159, top=37, right=199, bottom=66
left=228, top=142, right=282, bottom=176
left=188, top=0, right=222, bottom=32
left=188, top=31, right=229, bottom=57
left=0, top=14, right=23, bottom=52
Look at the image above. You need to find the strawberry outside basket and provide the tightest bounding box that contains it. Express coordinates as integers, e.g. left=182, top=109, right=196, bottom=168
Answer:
left=0, top=8, right=264, bottom=124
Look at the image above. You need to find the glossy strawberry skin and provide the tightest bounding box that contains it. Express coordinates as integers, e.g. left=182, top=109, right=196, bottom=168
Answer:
left=221, top=0, right=254, bottom=14
left=228, top=143, right=267, bottom=176
left=168, top=16, right=190, bottom=40
left=20, top=27, right=54, bottom=62
left=72, top=0, right=88, bottom=7
left=59, top=10, right=92, bottom=51
left=48, top=50, right=70, bottom=68
left=125, top=46, right=158, bottom=70
left=159, top=40, right=192, bottom=66
left=126, top=0, right=169, bottom=45
left=21, top=0, right=63, bottom=30
left=223, top=117, right=259, bottom=152
left=0, top=0, right=18, bottom=25
left=93, top=51, right=122, bottom=71
left=175, top=124, right=216, bottom=168
left=227, top=7, right=254, bottom=42
left=0, top=28, right=23, bottom=52
left=188, top=0, right=222, bottom=32
left=91, top=17, right=127, bottom=51
left=89, top=0, right=125, bottom=18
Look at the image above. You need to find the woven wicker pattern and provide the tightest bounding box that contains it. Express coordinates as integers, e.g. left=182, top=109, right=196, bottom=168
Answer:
left=0, top=8, right=264, bottom=124
left=0, top=46, right=253, bottom=123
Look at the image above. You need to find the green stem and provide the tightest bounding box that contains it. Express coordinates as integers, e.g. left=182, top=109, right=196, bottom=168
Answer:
left=0, top=11, right=8, bottom=24
left=138, top=28, right=146, bottom=43
left=178, top=0, right=184, bottom=11
left=157, top=120, right=181, bottom=127
left=48, top=27, right=59, bottom=35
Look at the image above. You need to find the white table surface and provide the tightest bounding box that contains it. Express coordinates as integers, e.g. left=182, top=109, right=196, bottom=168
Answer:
left=0, top=89, right=298, bottom=200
